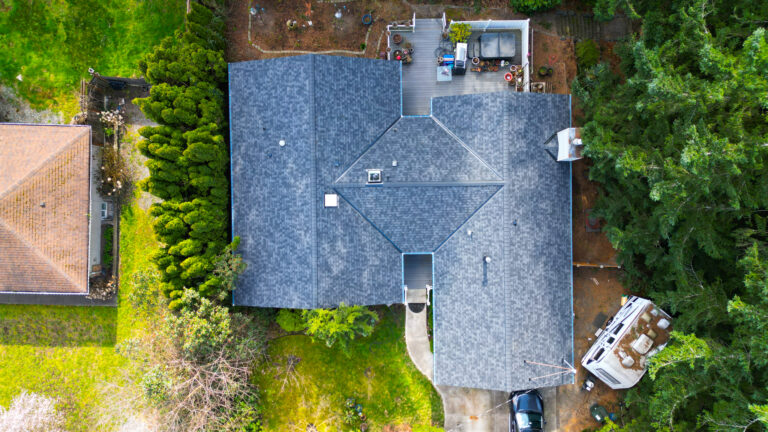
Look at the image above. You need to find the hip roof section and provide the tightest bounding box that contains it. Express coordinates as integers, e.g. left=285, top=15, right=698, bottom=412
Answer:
left=0, top=124, right=91, bottom=293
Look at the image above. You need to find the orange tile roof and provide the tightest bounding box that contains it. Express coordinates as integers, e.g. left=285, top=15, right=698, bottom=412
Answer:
left=0, top=124, right=91, bottom=293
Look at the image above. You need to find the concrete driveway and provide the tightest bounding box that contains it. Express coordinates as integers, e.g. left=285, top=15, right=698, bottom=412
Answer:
left=405, top=303, right=512, bottom=432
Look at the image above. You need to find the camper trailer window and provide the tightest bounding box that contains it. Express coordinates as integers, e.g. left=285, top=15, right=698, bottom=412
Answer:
left=612, top=323, right=624, bottom=335
left=596, top=367, right=621, bottom=385
left=592, top=347, right=605, bottom=361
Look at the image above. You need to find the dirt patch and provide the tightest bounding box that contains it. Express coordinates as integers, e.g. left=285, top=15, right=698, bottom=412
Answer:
left=557, top=267, right=629, bottom=431
left=226, top=0, right=413, bottom=61
left=572, top=158, right=618, bottom=265
left=531, top=30, right=577, bottom=94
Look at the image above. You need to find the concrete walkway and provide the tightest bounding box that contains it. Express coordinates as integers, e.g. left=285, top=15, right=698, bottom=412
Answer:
left=405, top=303, right=434, bottom=380
left=404, top=303, right=510, bottom=432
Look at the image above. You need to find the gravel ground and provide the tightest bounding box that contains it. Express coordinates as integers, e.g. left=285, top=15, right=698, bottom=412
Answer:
left=0, top=85, right=63, bottom=124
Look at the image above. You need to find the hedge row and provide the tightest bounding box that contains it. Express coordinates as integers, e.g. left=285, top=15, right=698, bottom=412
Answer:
left=134, top=1, right=231, bottom=309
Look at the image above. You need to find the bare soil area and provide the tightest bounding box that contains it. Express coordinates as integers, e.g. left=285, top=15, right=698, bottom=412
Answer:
left=532, top=30, right=577, bottom=94
left=226, top=0, right=412, bottom=61
left=557, top=267, right=630, bottom=431
left=572, top=158, right=618, bottom=265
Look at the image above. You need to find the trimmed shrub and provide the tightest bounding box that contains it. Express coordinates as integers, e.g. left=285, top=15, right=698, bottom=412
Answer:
left=575, top=39, right=600, bottom=71
left=302, top=303, right=378, bottom=354
left=508, top=0, right=561, bottom=14
left=276, top=309, right=305, bottom=333
left=102, top=225, right=114, bottom=269
left=134, top=0, right=235, bottom=309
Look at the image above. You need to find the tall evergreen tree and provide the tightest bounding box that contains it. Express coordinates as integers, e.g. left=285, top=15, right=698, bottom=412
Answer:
left=574, top=0, right=768, bottom=429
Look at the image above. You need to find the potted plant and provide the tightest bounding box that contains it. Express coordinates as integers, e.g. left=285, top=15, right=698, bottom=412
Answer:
left=448, top=23, right=471, bottom=44
left=393, top=33, right=403, bottom=44
left=538, top=66, right=549, bottom=77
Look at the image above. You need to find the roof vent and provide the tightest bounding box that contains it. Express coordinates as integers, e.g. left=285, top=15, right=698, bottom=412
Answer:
left=324, top=193, right=339, bottom=208
left=631, top=334, right=654, bottom=355
left=39, top=202, right=46, bottom=208
left=367, top=169, right=382, bottom=184
left=279, top=140, right=286, bottom=147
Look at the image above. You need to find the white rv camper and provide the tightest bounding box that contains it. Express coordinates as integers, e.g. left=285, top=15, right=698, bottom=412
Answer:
left=581, top=296, right=672, bottom=389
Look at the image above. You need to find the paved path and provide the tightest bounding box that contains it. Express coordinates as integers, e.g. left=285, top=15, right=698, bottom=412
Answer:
left=405, top=303, right=434, bottom=380
left=404, top=303, right=510, bottom=432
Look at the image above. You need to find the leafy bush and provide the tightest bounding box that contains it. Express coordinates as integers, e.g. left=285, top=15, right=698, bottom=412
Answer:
left=508, top=0, right=562, bottom=14
left=575, top=39, right=600, bottom=72
left=129, top=287, right=268, bottom=432
left=102, top=225, right=114, bottom=269
left=448, top=23, right=471, bottom=44
left=302, top=303, right=378, bottom=353
left=134, top=1, right=234, bottom=309
left=276, top=309, right=305, bottom=332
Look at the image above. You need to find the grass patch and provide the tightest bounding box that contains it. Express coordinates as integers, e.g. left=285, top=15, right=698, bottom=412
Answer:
left=0, top=201, right=157, bottom=430
left=255, top=307, right=443, bottom=432
left=0, top=0, right=186, bottom=115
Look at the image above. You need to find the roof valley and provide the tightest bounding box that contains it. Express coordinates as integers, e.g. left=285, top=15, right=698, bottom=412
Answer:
left=431, top=116, right=503, bottom=181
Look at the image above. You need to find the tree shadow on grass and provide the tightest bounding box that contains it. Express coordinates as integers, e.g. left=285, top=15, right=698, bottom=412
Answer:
left=0, top=304, right=117, bottom=347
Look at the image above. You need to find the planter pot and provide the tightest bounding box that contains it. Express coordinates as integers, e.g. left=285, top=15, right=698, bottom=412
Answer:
left=472, top=57, right=480, bottom=65
left=362, top=14, right=373, bottom=25
left=547, top=67, right=554, bottom=76
left=393, top=34, right=402, bottom=44
left=538, top=66, right=549, bottom=77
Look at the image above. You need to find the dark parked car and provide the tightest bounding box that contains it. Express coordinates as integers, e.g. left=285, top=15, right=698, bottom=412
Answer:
left=509, top=390, right=544, bottom=432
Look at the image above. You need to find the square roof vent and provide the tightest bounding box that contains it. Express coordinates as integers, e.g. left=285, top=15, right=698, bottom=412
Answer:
left=324, top=193, right=339, bottom=208
left=367, top=169, right=382, bottom=184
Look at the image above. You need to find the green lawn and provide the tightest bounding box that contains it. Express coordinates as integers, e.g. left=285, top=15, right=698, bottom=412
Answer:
left=0, top=0, right=186, bottom=115
left=0, top=201, right=157, bottom=430
left=255, top=308, right=444, bottom=432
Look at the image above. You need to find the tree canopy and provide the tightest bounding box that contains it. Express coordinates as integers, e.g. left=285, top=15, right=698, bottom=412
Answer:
left=574, top=0, right=768, bottom=429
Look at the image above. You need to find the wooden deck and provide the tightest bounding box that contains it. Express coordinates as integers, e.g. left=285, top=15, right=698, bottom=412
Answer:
left=391, top=19, right=522, bottom=115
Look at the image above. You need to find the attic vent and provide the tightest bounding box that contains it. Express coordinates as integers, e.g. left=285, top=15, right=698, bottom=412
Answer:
left=367, top=169, right=382, bottom=184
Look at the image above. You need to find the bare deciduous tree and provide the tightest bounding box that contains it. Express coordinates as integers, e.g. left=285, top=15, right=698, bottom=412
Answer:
left=0, top=391, right=65, bottom=432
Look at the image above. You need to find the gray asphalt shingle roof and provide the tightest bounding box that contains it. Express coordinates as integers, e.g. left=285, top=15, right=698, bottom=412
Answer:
left=230, top=54, right=572, bottom=391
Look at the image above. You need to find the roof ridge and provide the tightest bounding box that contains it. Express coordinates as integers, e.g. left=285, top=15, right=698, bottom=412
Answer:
left=431, top=117, right=504, bottom=181
left=311, top=54, right=319, bottom=307
left=0, top=126, right=89, bottom=202
left=0, top=218, right=81, bottom=291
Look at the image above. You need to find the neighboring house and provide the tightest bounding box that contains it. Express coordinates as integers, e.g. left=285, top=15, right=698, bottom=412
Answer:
left=229, top=55, right=574, bottom=392
left=582, top=296, right=672, bottom=389
left=0, top=124, right=94, bottom=300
